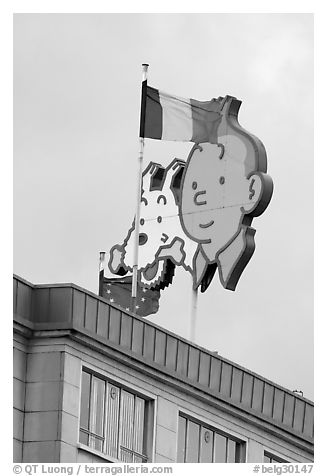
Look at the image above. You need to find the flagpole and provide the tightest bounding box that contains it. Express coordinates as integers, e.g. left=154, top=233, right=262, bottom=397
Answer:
left=132, top=63, right=149, bottom=300
left=190, top=281, right=198, bottom=342
left=98, top=251, right=106, bottom=295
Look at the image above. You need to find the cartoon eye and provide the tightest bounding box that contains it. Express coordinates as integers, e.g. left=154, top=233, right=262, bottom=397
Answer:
left=192, top=181, right=198, bottom=190
left=219, top=176, right=225, bottom=185
left=140, top=218, right=145, bottom=225
left=141, top=197, right=148, bottom=206
left=157, top=216, right=162, bottom=223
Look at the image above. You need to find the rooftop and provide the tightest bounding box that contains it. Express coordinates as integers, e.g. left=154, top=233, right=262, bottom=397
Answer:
left=13, top=274, right=313, bottom=447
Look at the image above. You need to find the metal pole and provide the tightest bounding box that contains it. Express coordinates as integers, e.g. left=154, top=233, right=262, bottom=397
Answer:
left=132, top=63, right=149, bottom=298
left=98, top=251, right=106, bottom=295
left=190, top=285, right=198, bottom=342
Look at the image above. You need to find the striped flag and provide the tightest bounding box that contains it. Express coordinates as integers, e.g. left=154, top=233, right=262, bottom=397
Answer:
left=140, top=83, right=223, bottom=144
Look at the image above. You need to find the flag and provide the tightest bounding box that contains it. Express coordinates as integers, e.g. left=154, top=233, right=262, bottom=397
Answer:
left=99, top=275, right=161, bottom=317
left=140, top=82, right=224, bottom=144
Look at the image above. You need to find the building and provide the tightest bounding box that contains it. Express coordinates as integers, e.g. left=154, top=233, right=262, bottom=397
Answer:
left=13, top=274, right=314, bottom=463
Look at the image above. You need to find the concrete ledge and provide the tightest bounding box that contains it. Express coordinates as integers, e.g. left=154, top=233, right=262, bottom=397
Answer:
left=13, top=275, right=314, bottom=450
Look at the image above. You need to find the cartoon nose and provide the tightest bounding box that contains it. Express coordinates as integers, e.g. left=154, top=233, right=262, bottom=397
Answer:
left=194, top=190, right=207, bottom=206
left=139, top=233, right=148, bottom=246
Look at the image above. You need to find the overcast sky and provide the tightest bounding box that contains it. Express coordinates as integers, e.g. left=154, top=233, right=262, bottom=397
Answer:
left=13, top=13, right=313, bottom=399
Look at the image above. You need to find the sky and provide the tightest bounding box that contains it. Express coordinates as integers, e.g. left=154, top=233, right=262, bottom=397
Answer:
left=13, top=13, right=314, bottom=400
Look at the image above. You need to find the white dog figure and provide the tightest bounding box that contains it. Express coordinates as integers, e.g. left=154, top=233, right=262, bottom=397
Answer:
left=108, top=158, right=197, bottom=289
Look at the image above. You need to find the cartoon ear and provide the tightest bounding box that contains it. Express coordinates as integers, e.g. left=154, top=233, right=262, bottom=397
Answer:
left=142, top=162, right=164, bottom=192
left=165, top=158, right=186, bottom=205
left=242, top=172, right=273, bottom=216
left=108, top=244, right=128, bottom=276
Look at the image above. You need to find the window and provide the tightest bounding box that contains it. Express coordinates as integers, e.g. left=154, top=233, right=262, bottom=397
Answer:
left=79, top=368, right=153, bottom=462
left=264, top=452, right=289, bottom=463
left=177, top=414, right=245, bottom=463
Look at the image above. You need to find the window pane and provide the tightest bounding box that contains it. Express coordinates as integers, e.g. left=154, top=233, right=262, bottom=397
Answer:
left=79, top=430, right=88, bottom=445
left=95, top=377, right=106, bottom=435
left=106, top=384, right=120, bottom=459
left=89, top=375, right=105, bottom=452
left=235, top=442, right=244, bottom=463
left=133, top=396, right=145, bottom=455
left=214, top=433, right=227, bottom=462
left=227, top=439, right=236, bottom=463
left=92, top=436, right=103, bottom=452
left=80, top=371, right=91, bottom=430
left=185, top=421, right=200, bottom=463
left=200, top=427, right=214, bottom=462
left=120, top=447, right=134, bottom=463
left=177, top=416, right=186, bottom=463
left=90, top=376, right=105, bottom=436
left=265, top=453, right=288, bottom=464
left=120, top=390, right=135, bottom=460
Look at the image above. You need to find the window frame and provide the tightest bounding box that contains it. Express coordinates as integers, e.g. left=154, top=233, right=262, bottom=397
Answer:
left=177, top=411, right=247, bottom=463
left=78, top=365, right=156, bottom=463
left=264, top=450, right=290, bottom=464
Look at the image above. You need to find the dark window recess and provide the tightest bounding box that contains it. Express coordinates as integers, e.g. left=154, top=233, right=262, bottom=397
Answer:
left=79, top=369, right=153, bottom=462
left=177, top=414, right=246, bottom=463
left=264, top=451, right=289, bottom=463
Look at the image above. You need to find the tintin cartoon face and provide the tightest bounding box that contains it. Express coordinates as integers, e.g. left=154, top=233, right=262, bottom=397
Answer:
left=180, top=136, right=266, bottom=261
left=179, top=95, right=273, bottom=293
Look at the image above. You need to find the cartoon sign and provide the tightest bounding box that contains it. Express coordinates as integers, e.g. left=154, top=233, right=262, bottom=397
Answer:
left=108, top=95, right=273, bottom=293
left=180, top=96, right=273, bottom=291
left=108, top=158, right=197, bottom=290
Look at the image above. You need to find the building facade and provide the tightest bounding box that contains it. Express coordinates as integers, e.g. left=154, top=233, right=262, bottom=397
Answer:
left=13, top=275, right=314, bottom=463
